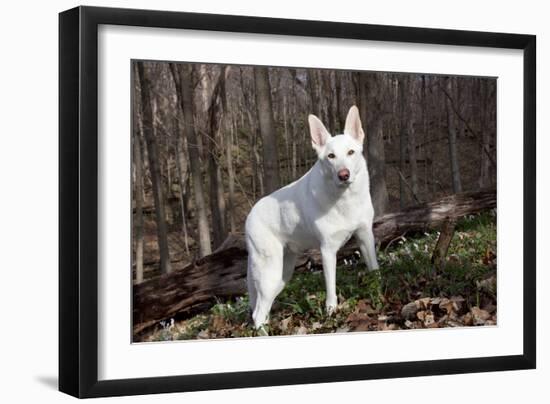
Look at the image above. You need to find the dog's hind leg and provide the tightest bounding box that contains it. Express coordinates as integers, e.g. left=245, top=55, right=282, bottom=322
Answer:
left=249, top=249, right=295, bottom=330
left=253, top=271, right=284, bottom=329
left=250, top=246, right=285, bottom=329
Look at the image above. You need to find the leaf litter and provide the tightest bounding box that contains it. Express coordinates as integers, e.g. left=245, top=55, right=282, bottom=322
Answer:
left=145, top=212, right=497, bottom=341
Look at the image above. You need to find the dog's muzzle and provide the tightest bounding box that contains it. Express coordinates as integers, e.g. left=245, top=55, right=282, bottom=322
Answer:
left=337, top=168, right=350, bottom=182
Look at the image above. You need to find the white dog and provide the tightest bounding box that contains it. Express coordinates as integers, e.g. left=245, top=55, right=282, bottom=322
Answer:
left=245, top=106, right=379, bottom=329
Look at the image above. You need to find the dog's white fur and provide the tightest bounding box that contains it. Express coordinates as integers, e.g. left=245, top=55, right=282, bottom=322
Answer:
left=245, top=106, right=379, bottom=329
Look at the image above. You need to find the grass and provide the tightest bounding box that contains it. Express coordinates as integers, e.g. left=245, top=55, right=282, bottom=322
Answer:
left=144, top=210, right=497, bottom=342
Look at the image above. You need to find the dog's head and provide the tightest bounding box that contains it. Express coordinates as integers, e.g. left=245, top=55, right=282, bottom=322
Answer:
left=309, top=105, right=366, bottom=187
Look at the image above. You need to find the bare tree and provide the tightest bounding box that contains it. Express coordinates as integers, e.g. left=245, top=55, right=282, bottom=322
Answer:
left=445, top=77, right=462, bottom=193
left=407, top=77, right=420, bottom=199
left=173, top=115, right=190, bottom=255
left=334, top=71, right=343, bottom=132
left=133, top=100, right=145, bottom=283
left=206, top=67, right=228, bottom=248
left=222, top=68, right=237, bottom=233
left=254, top=67, right=281, bottom=194
left=240, top=68, right=264, bottom=198
left=398, top=76, right=408, bottom=208
left=322, top=71, right=335, bottom=132
left=136, top=62, right=172, bottom=274
left=478, top=78, right=492, bottom=189
left=357, top=72, right=389, bottom=216
left=307, top=70, right=320, bottom=126
left=170, top=63, right=212, bottom=257
left=288, top=68, right=299, bottom=180
left=421, top=75, right=432, bottom=196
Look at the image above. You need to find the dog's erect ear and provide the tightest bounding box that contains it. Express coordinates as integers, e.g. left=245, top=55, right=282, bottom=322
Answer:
left=344, top=105, right=365, bottom=144
left=308, top=114, right=331, bottom=151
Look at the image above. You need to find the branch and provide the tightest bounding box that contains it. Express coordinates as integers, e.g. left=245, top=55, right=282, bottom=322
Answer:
left=395, top=167, right=421, bottom=204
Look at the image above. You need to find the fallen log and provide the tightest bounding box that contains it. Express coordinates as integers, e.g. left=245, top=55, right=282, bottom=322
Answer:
left=133, top=189, right=495, bottom=336
left=133, top=247, right=248, bottom=335
left=373, top=189, right=495, bottom=245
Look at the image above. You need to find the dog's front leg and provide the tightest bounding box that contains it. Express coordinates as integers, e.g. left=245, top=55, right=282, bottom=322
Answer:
left=355, top=225, right=379, bottom=271
left=321, top=247, right=338, bottom=314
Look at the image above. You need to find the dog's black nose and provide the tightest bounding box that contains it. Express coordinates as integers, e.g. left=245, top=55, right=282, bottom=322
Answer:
left=337, top=168, right=350, bottom=181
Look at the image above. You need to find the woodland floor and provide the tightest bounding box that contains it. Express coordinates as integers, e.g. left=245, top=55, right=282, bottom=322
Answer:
left=142, top=211, right=497, bottom=342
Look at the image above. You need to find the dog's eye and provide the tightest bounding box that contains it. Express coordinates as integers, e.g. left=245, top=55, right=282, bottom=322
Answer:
left=348, top=150, right=355, bottom=156
left=327, top=153, right=336, bottom=159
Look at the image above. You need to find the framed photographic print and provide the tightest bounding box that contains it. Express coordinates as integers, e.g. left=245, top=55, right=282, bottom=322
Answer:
left=59, top=5, right=536, bottom=398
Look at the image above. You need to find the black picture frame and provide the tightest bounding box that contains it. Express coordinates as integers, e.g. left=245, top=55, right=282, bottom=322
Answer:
left=59, top=5, right=536, bottom=398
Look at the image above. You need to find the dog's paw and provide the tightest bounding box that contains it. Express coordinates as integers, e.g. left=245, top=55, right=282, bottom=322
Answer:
left=255, top=325, right=269, bottom=337
left=326, top=303, right=338, bottom=316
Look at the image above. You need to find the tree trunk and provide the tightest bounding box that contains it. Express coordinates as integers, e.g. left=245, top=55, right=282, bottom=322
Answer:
left=224, top=84, right=237, bottom=233
left=226, top=125, right=237, bottom=233
left=133, top=105, right=145, bottom=283
left=359, top=73, right=389, bottom=216
left=407, top=78, right=419, bottom=200
left=133, top=189, right=496, bottom=336
left=289, top=69, right=299, bottom=180
left=282, top=92, right=290, bottom=183
left=335, top=71, right=343, bottom=132
left=323, top=71, right=336, bottom=132
left=206, top=68, right=228, bottom=249
left=173, top=118, right=190, bottom=255
left=478, top=79, right=491, bottom=189
left=169, top=63, right=212, bottom=257
left=368, top=116, right=389, bottom=216
left=307, top=70, right=320, bottom=123
left=421, top=75, right=431, bottom=196
left=239, top=68, right=263, bottom=198
left=445, top=77, right=463, bottom=193
left=398, top=77, right=408, bottom=208
left=253, top=67, right=281, bottom=195
left=136, top=63, right=172, bottom=274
